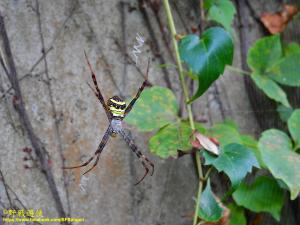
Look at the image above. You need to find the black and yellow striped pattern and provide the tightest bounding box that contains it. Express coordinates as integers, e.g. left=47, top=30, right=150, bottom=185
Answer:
left=107, top=96, right=126, bottom=118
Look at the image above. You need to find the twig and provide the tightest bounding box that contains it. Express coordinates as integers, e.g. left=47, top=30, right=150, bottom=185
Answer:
left=0, top=70, right=46, bottom=101
left=162, top=2, right=203, bottom=224
left=114, top=38, right=153, bottom=86
left=35, top=0, right=72, bottom=218
left=148, top=1, right=176, bottom=63
left=0, top=73, right=19, bottom=132
left=0, top=12, right=69, bottom=225
left=0, top=170, right=42, bottom=225
left=171, top=1, right=190, bottom=33
left=138, top=0, right=173, bottom=90
left=0, top=170, right=12, bottom=208
left=0, top=0, right=76, bottom=102
left=119, top=1, right=128, bottom=93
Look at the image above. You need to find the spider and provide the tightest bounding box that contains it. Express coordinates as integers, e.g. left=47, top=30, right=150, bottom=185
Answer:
left=63, top=52, right=154, bottom=185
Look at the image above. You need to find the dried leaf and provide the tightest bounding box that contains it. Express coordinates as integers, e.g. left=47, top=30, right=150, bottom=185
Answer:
left=191, top=130, right=220, bottom=155
left=260, top=4, right=299, bottom=34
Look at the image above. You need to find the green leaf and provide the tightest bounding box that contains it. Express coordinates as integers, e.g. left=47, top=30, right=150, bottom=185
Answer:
left=258, top=129, right=300, bottom=200
left=277, top=104, right=293, bottom=122
left=149, top=121, right=192, bottom=158
left=208, top=123, right=242, bottom=147
left=288, top=109, right=300, bottom=148
left=228, top=203, right=246, bottom=225
left=203, top=143, right=259, bottom=186
left=268, top=53, right=300, bottom=86
left=124, top=86, right=178, bottom=131
left=198, top=180, right=224, bottom=222
left=240, top=135, right=265, bottom=168
left=283, top=43, right=300, bottom=56
left=233, top=176, right=284, bottom=221
left=240, top=135, right=257, bottom=149
left=247, top=35, right=282, bottom=74
left=179, top=27, right=234, bottom=102
left=251, top=73, right=290, bottom=107
left=204, top=0, right=236, bottom=31
left=259, top=129, right=293, bottom=149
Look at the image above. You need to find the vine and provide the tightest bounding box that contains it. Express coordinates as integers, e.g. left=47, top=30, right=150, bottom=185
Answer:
left=125, top=0, right=300, bottom=224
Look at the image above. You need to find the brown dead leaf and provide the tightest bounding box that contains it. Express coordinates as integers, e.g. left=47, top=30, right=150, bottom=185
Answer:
left=190, top=130, right=220, bottom=155
left=260, top=4, right=299, bottom=34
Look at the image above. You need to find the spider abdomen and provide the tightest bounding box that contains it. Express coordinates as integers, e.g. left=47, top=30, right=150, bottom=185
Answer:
left=107, top=96, right=126, bottom=118
left=111, top=119, right=123, bottom=134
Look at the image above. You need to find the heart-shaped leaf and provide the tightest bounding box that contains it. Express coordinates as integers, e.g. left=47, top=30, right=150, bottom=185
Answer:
left=203, top=143, right=259, bottom=186
left=198, top=180, right=224, bottom=222
left=288, top=109, right=300, bottom=148
left=124, top=86, right=178, bottom=131
left=179, top=27, right=234, bottom=102
left=233, top=176, right=284, bottom=221
left=258, top=129, right=300, bottom=199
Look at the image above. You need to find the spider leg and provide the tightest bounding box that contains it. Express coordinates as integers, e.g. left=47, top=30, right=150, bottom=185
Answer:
left=84, top=51, right=111, bottom=120
left=82, top=153, right=101, bottom=175
left=124, top=58, right=150, bottom=117
left=86, top=82, right=98, bottom=98
left=135, top=161, right=149, bottom=186
left=63, top=126, right=111, bottom=174
left=120, top=130, right=154, bottom=185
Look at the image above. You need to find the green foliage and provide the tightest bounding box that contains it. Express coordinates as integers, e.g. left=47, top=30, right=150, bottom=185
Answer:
left=233, top=176, right=284, bottom=221
left=247, top=35, right=282, bottom=74
left=251, top=73, right=290, bottom=107
left=228, top=203, right=246, bottom=225
left=179, top=27, right=234, bottom=102
left=149, top=121, right=205, bottom=158
left=283, top=43, right=300, bottom=56
left=268, top=53, right=300, bottom=86
left=198, top=180, right=224, bottom=222
left=203, top=143, right=259, bottom=186
left=204, top=0, right=236, bottom=31
left=151, top=121, right=206, bottom=158
left=247, top=35, right=290, bottom=106
left=125, top=86, right=178, bottom=131
left=150, top=2, right=300, bottom=224
left=208, top=122, right=242, bottom=147
left=208, top=122, right=264, bottom=167
left=246, top=35, right=300, bottom=107
left=258, top=129, right=300, bottom=200
left=277, top=104, right=293, bottom=122
left=288, top=109, right=300, bottom=148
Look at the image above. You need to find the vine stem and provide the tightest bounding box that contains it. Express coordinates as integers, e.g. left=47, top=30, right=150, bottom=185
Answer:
left=162, top=1, right=203, bottom=225
left=226, top=65, right=251, bottom=76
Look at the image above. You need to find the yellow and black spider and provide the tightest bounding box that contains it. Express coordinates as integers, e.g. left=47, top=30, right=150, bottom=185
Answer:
left=63, top=52, right=154, bottom=185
